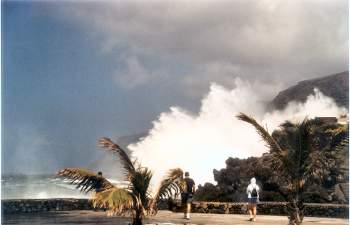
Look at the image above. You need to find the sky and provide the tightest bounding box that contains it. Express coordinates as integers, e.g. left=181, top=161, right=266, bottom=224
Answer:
left=2, top=0, right=348, bottom=176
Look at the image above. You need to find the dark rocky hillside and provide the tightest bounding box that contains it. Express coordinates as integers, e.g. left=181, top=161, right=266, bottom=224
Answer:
left=270, top=71, right=349, bottom=110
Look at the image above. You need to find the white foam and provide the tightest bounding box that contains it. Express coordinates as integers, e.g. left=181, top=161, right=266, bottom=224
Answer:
left=129, top=80, right=347, bottom=191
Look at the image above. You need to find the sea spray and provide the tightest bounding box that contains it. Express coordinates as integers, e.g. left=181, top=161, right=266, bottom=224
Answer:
left=1, top=175, right=90, bottom=199
left=262, top=88, right=348, bottom=129
left=129, top=79, right=347, bottom=192
left=1, top=175, right=127, bottom=199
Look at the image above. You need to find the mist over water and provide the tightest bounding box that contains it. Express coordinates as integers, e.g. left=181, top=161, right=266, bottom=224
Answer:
left=1, top=175, right=91, bottom=199
left=1, top=175, right=126, bottom=199
left=129, top=78, right=347, bottom=189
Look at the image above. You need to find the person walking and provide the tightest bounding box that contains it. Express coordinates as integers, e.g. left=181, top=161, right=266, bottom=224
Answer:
left=181, top=172, right=195, bottom=220
left=246, top=177, right=260, bottom=222
left=95, top=171, right=104, bottom=193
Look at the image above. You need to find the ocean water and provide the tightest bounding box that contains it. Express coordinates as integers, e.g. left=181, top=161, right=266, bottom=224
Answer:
left=1, top=174, right=92, bottom=199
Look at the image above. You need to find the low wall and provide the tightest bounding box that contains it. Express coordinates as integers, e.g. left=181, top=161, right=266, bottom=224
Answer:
left=2, top=199, right=348, bottom=218
left=179, top=201, right=349, bottom=218
left=2, top=199, right=92, bottom=214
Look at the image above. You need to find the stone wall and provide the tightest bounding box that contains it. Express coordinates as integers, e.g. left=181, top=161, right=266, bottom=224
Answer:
left=2, top=199, right=348, bottom=218
left=167, top=201, right=348, bottom=218
left=2, top=199, right=92, bottom=214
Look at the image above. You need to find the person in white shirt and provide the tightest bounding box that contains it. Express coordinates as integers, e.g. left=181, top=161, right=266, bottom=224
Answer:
left=246, top=177, right=260, bottom=222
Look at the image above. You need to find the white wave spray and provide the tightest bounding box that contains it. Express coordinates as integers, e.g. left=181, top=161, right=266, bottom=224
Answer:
left=129, top=78, right=347, bottom=189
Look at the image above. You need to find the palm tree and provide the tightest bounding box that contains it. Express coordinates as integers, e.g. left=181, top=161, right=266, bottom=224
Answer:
left=236, top=113, right=348, bottom=225
left=58, top=137, right=185, bottom=225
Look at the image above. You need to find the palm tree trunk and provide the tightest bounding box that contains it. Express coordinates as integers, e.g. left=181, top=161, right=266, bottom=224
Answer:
left=287, top=200, right=304, bottom=225
left=132, top=217, right=142, bottom=225
left=290, top=133, right=305, bottom=225
left=132, top=209, right=143, bottom=225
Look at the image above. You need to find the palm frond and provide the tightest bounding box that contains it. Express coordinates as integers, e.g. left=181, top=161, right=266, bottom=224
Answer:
left=333, top=134, right=349, bottom=174
left=149, top=168, right=184, bottom=213
left=157, top=168, right=184, bottom=198
left=57, top=168, right=114, bottom=193
left=236, top=113, right=283, bottom=156
left=330, top=124, right=349, bottom=151
left=334, top=137, right=349, bottom=152
left=305, top=123, right=349, bottom=180
left=92, top=187, right=134, bottom=216
left=99, top=137, right=135, bottom=175
left=297, top=119, right=314, bottom=173
left=130, top=167, right=153, bottom=207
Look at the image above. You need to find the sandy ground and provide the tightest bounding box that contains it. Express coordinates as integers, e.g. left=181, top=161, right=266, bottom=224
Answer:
left=2, top=210, right=348, bottom=225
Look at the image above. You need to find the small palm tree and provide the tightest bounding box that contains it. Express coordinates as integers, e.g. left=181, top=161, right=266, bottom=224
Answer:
left=236, top=113, right=348, bottom=225
left=58, top=137, right=185, bottom=225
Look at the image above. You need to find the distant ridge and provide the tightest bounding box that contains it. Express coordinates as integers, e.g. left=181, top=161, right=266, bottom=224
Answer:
left=270, top=71, right=349, bottom=110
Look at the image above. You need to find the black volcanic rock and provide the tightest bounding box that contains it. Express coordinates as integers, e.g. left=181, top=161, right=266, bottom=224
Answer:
left=270, top=71, right=349, bottom=110
left=195, top=117, right=348, bottom=204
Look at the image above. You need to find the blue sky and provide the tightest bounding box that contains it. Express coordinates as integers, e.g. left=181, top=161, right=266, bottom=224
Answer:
left=2, top=0, right=348, bottom=175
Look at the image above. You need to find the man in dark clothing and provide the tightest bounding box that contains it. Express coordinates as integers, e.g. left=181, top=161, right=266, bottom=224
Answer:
left=181, top=171, right=195, bottom=219
left=93, top=171, right=106, bottom=212
left=95, top=171, right=104, bottom=193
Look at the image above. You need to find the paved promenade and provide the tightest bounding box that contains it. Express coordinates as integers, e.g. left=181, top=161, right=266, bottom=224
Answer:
left=3, top=210, right=348, bottom=225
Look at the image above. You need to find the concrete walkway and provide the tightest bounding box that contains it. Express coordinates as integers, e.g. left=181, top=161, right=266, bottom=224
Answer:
left=3, top=210, right=348, bottom=225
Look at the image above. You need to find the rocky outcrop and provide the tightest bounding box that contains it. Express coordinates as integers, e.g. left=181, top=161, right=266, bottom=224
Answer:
left=196, top=118, right=349, bottom=205
left=270, top=71, right=349, bottom=110
left=197, top=155, right=348, bottom=204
